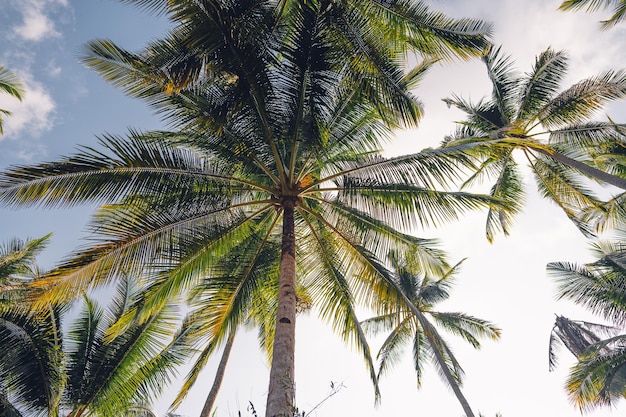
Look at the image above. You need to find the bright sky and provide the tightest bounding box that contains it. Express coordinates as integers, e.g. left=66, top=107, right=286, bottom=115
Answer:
left=1, top=1, right=625, bottom=417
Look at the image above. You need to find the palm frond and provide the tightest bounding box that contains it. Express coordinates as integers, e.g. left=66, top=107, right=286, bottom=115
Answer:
left=548, top=259, right=626, bottom=325
left=548, top=315, right=612, bottom=370
left=483, top=45, right=520, bottom=124
left=566, top=344, right=626, bottom=410
left=428, top=312, right=501, bottom=348
left=377, top=317, right=415, bottom=380
left=530, top=153, right=605, bottom=237
left=65, top=279, right=184, bottom=416
left=539, top=69, right=626, bottom=129
left=0, top=234, right=50, bottom=288
left=517, top=48, right=568, bottom=123
left=483, top=153, right=525, bottom=242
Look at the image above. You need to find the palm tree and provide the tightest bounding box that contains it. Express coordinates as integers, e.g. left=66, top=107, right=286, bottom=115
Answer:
left=441, top=45, right=626, bottom=241
left=361, top=253, right=500, bottom=417
left=0, top=2, right=504, bottom=416
left=0, top=275, right=188, bottom=417
left=197, top=330, right=236, bottom=417
left=548, top=228, right=626, bottom=410
left=559, top=0, right=626, bottom=29
left=0, top=67, right=25, bottom=135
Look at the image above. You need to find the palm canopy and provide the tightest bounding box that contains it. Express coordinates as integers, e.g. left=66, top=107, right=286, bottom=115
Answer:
left=111, top=0, right=493, bottom=88
left=548, top=228, right=626, bottom=410
left=361, top=253, right=500, bottom=417
left=0, top=1, right=504, bottom=415
left=559, top=0, right=626, bottom=28
left=0, top=66, right=25, bottom=135
left=0, top=276, right=188, bottom=417
left=441, top=45, right=626, bottom=241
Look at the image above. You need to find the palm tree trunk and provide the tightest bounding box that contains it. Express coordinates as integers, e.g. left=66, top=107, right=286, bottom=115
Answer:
left=533, top=146, right=626, bottom=190
left=422, top=326, right=476, bottom=417
left=199, top=330, right=237, bottom=417
left=265, top=200, right=298, bottom=417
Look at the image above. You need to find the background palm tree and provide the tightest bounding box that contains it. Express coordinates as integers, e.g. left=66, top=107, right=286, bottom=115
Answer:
left=0, top=2, right=504, bottom=416
left=0, top=275, right=188, bottom=417
left=548, top=228, right=626, bottom=410
left=441, top=45, right=626, bottom=241
left=559, top=0, right=626, bottom=29
left=0, top=300, right=64, bottom=416
left=361, top=253, right=501, bottom=417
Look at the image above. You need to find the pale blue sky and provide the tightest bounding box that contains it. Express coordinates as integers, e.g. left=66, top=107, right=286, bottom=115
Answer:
left=1, top=1, right=626, bottom=417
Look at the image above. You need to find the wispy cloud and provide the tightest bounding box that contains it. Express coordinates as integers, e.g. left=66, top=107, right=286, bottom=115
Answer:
left=13, top=8, right=60, bottom=41
left=11, top=0, right=68, bottom=42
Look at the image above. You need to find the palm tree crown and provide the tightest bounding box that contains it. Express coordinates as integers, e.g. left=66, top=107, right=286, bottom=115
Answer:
left=442, top=45, right=626, bottom=241
left=0, top=276, right=187, bottom=417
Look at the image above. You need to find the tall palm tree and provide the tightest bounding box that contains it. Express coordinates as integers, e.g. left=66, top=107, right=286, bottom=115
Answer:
left=0, top=66, right=25, bottom=135
left=0, top=275, right=188, bottom=417
left=548, top=228, right=626, bottom=410
left=559, top=0, right=626, bottom=29
left=361, top=253, right=500, bottom=417
left=441, top=45, right=626, bottom=241
left=0, top=2, right=504, bottom=416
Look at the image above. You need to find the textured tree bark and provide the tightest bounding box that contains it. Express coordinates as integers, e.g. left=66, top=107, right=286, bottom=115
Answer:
left=199, top=330, right=237, bottom=417
left=265, top=201, right=297, bottom=417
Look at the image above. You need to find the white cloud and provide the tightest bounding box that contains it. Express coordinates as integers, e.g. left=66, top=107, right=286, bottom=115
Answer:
left=0, top=74, right=56, bottom=140
left=13, top=8, right=60, bottom=41
left=11, top=0, right=69, bottom=42
left=46, top=61, right=62, bottom=78
left=16, top=143, right=48, bottom=162
left=0, top=0, right=68, bottom=142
